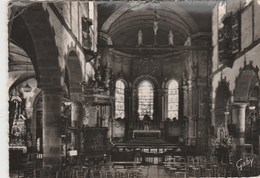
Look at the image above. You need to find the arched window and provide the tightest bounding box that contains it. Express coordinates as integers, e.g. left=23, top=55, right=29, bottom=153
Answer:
left=115, top=80, right=125, bottom=119
left=138, top=81, right=154, bottom=120
left=167, top=80, right=179, bottom=119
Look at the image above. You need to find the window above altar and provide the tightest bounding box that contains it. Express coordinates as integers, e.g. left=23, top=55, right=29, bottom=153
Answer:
left=138, top=80, right=154, bottom=120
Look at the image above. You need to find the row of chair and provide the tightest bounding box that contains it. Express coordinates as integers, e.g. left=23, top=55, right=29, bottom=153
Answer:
left=164, top=155, right=260, bottom=178
left=58, top=164, right=148, bottom=178
left=164, top=156, right=229, bottom=178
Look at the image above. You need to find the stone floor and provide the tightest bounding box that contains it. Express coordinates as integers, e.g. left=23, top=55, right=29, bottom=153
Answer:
left=148, top=165, right=171, bottom=178
left=9, top=165, right=174, bottom=178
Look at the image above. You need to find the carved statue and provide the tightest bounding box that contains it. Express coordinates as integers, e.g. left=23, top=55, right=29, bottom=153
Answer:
left=103, top=68, right=111, bottom=90
left=83, top=106, right=90, bottom=127
left=153, top=20, right=158, bottom=36
left=191, top=62, right=198, bottom=77
left=94, top=71, right=104, bottom=90
left=138, top=30, right=143, bottom=46
left=9, top=91, right=26, bottom=134
left=168, top=30, right=174, bottom=46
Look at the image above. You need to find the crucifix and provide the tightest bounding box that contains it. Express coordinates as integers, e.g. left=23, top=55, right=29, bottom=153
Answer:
left=153, top=15, right=158, bottom=46
left=169, top=30, right=174, bottom=46
left=153, top=10, right=159, bottom=46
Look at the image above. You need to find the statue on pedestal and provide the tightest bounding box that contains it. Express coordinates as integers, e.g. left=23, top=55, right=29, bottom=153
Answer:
left=153, top=20, right=158, bottom=36
left=168, top=30, right=174, bottom=46
left=94, top=71, right=104, bottom=90
left=103, top=68, right=111, bottom=91
left=138, top=30, right=143, bottom=46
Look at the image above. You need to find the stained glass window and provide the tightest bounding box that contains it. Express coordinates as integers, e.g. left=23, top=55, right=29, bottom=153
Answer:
left=138, top=81, right=154, bottom=120
left=168, top=80, right=179, bottom=119
left=115, top=80, right=125, bottom=119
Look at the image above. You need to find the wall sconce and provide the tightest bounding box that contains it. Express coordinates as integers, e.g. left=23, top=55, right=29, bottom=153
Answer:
left=248, top=105, right=256, bottom=110
left=248, top=100, right=257, bottom=122
left=248, top=100, right=255, bottom=110
left=224, top=105, right=230, bottom=115
left=61, top=98, right=71, bottom=106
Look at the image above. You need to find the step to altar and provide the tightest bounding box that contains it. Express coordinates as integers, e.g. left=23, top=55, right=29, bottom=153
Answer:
left=132, top=130, right=161, bottom=139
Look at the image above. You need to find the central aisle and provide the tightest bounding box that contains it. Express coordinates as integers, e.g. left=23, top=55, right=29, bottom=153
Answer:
left=147, top=165, right=171, bottom=178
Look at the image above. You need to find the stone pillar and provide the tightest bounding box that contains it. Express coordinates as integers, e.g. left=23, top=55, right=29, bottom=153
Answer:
left=224, top=110, right=229, bottom=135
left=125, top=88, right=131, bottom=140
left=182, top=85, right=188, bottom=117
left=232, top=103, right=247, bottom=160
left=71, top=101, right=82, bottom=150
left=25, top=107, right=35, bottom=148
left=42, top=88, right=62, bottom=176
left=132, top=89, right=138, bottom=122
left=159, top=89, right=166, bottom=121
left=258, top=100, right=260, bottom=156
left=211, top=109, right=215, bottom=127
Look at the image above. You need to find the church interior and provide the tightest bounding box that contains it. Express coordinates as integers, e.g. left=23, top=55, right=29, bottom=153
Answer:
left=7, top=0, right=260, bottom=177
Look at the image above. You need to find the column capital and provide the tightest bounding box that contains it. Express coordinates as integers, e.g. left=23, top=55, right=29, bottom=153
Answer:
left=232, top=102, right=248, bottom=109
left=182, top=85, right=188, bottom=90
left=71, top=101, right=82, bottom=106
left=157, top=88, right=167, bottom=94
left=42, top=86, right=63, bottom=96
left=70, top=93, right=83, bottom=102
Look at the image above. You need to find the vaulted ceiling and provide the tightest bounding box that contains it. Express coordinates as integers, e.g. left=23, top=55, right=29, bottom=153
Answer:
left=98, top=1, right=217, bottom=55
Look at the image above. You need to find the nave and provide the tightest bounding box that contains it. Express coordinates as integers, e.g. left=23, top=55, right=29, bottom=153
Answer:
left=7, top=0, right=260, bottom=177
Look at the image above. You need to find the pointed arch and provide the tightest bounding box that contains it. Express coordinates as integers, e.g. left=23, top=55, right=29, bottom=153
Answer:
left=19, top=3, right=62, bottom=89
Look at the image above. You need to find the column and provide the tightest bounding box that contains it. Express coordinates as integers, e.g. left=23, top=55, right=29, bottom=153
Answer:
left=232, top=103, right=247, bottom=160
left=159, top=89, right=166, bottom=121
left=42, top=88, right=62, bottom=175
left=125, top=88, right=131, bottom=140
left=158, top=89, right=166, bottom=133
left=71, top=101, right=82, bottom=150
left=258, top=100, right=260, bottom=156
left=182, top=85, right=188, bottom=117
left=211, top=109, right=215, bottom=127
left=132, top=89, right=138, bottom=129
left=224, top=109, right=229, bottom=135
left=25, top=107, right=35, bottom=149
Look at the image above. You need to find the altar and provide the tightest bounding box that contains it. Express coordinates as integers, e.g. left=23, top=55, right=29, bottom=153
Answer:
left=132, top=130, right=161, bottom=139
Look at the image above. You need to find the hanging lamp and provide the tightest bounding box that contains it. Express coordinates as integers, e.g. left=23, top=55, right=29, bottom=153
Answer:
left=22, top=58, right=32, bottom=92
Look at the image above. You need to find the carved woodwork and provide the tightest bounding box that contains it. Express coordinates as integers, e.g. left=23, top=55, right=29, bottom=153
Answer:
left=219, top=12, right=241, bottom=64
left=81, top=127, right=108, bottom=156
left=82, top=17, right=92, bottom=51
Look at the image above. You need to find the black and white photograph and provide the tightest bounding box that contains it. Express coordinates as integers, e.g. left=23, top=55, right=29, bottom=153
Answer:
left=6, top=0, right=260, bottom=177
